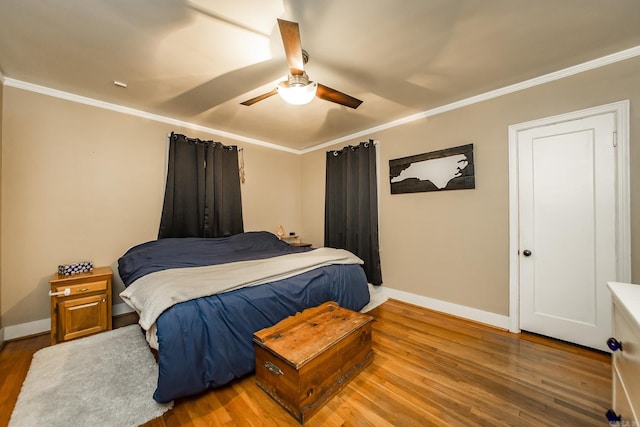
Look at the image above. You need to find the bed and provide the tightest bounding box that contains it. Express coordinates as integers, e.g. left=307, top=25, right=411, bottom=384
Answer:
left=118, top=231, right=370, bottom=403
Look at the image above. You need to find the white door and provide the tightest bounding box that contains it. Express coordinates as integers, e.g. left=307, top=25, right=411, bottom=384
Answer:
left=515, top=111, right=620, bottom=351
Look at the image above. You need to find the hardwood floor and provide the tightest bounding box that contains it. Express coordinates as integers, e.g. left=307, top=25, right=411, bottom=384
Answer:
left=0, top=300, right=611, bottom=426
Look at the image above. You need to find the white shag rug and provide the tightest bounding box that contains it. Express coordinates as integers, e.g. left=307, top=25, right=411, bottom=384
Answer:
left=9, top=325, right=172, bottom=427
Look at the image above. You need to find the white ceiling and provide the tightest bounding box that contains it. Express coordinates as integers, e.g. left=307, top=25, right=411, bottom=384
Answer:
left=2, top=0, right=640, bottom=151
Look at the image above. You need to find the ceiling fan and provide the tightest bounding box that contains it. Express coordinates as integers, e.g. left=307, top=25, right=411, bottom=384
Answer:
left=240, top=19, right=363, bottom=109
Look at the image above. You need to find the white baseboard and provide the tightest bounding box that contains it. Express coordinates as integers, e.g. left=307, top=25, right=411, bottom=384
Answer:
left=3, top=291, right=509, bottom=340
left=3, top=303, right=136, bottom=341
left=4, top=318, right=51, bottom=341
left=112, top=302, right=135, bottom=316
left=380, top=286, right=511, bottom=330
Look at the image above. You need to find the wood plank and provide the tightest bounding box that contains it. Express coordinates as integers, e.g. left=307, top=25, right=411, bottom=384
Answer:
left=0, top=299, right=612, bottom=426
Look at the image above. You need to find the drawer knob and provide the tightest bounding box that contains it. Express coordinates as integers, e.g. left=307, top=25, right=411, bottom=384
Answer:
left=605, top=409, right=621, bottom=423
left=606, top=337, right=623, bottom=352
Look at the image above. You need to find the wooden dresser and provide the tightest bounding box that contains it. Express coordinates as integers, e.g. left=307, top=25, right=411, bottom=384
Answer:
left=49, top=266, right=113, bottom=345
left=607, top=282, right=640, bottom=424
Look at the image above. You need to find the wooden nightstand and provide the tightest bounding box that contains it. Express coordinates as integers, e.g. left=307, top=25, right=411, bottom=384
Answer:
left=281, top=235, right=312, bottom=248
left=290, top=242, right=312, bottom=248
left=49, top=266, right=113, bottom=345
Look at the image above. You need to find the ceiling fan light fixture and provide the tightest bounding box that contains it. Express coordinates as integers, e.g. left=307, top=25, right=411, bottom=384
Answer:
left=240, top=21, right=361, bottom=109
left=276, top=73, right=318, bottom=105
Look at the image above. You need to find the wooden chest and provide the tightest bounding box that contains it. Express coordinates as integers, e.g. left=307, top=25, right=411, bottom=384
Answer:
left=253, top=302, right=374, bottom=423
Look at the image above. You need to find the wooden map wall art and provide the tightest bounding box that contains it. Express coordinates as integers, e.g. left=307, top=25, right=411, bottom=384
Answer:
left=389, top=144, right=475, bottom=194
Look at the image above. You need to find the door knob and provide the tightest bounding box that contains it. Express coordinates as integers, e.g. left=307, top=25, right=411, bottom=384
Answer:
left=522, top=250, right=532, bottom=257
left=607, top=337, right=622, bottom=352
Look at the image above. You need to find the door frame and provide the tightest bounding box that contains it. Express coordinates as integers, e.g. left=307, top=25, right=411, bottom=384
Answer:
left=507, top=100, right=631, bottom=333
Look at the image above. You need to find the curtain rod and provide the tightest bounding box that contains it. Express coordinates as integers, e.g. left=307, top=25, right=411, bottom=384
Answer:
left=327, top=139, right=378, bottom=154
left=167, top=132, right=243, bottom=151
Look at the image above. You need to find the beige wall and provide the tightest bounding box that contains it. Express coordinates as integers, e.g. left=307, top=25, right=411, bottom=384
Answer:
left=302, top=56, right=640, bottom=316
left=0, top=87, right=302, bottom=327
left=0, top=80, right=3, bottom=331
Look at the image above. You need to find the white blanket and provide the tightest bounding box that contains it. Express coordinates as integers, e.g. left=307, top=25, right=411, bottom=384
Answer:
left=120, top=248, right=363, bottom=348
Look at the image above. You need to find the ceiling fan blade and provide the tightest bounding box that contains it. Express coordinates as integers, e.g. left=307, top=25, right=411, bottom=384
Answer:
left=316, top=84, right=363, bottom=109
left=240, top=88, right=278, bottom=106
left=277, top=19, right=304, bottom=75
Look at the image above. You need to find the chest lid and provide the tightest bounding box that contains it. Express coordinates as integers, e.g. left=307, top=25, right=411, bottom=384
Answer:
left=253, top=301, right=374, bottom=368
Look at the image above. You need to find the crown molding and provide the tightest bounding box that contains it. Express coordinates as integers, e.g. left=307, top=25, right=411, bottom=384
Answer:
left=2, top=78, right=299, bottom=154
left=4, top=45, right=640, bottom=155
left=302, top=45, right=640, bottom=153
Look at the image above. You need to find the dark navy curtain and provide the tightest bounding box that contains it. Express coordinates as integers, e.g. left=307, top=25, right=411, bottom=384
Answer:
left=158, top=133, right=243, bottom=238
left=325, top=140, right=382, bottom=285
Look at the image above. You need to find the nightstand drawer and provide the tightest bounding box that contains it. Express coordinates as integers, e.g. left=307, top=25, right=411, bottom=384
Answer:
left=53, top=279, right=108, bottom=295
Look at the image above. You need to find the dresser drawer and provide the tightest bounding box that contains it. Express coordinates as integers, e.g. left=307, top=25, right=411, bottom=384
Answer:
left=613, top=365, right=637, bottom=423
left=612, top=303, right=640, bottom=422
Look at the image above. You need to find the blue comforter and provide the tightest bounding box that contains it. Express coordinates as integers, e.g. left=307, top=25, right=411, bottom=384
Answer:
left=118, top=232, right=370, bottom=403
